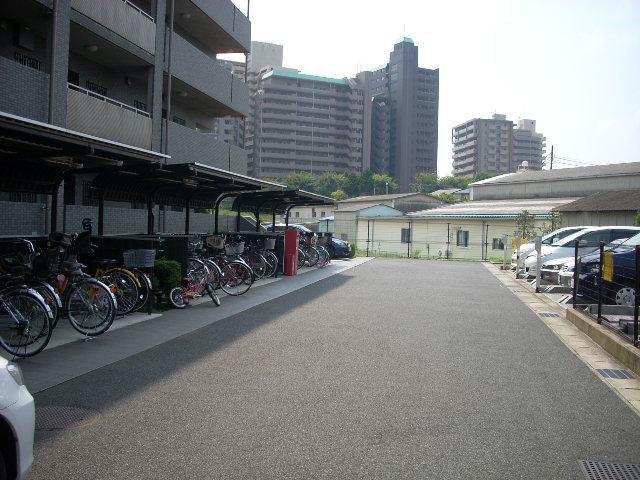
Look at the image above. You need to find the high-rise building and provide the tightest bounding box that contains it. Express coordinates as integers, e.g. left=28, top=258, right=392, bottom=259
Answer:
left=359, top=38, right=439, bottom=192
left=248, top=67, right=365, bottom=178
left=451, top=114, right=545, bottom=177
left=248, top=41, right=283, bottom=72
left=512, top=119, right=545, bottom=171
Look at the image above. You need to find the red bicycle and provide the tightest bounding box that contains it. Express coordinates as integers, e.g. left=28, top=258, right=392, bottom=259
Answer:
left=168, top=262, right=220, bottom=309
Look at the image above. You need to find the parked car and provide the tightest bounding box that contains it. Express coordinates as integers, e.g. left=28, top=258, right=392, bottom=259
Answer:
left=578, top=232, right=640, bottom=306
left=511, top=226, right=586, bottom=270
left=0, top=357, right=35, bottom=480
left=524, top=226, right=640, bottom=276
left=541, top=237, right=630, bottom=285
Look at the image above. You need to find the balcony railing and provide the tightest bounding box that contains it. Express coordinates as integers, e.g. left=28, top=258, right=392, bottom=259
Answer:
left=71, top=0, right=156, bottom=54
left=67, top=84, right=152, bottom=149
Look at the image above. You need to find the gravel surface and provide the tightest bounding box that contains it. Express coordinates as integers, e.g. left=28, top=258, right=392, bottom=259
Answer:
left=29, top=259, right=640, bottom=479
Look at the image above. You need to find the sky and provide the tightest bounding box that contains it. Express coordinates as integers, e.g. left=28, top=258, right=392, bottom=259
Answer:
left=224, top=0, right=640, bottom=176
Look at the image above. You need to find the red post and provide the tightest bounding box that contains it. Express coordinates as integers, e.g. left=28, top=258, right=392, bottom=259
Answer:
left=284, top=228, right=299, bottom=276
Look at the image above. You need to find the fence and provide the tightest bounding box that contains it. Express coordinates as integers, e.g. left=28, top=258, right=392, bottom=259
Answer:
left=570, top=242, right=640, bottom=346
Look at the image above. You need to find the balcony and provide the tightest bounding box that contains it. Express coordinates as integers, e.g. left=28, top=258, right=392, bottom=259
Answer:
left=168, top=33, right=249, bottom=117
left=172, top=0, right=250, bottom=53
left=165, top=121, right=248, bottom=174
left=66, top=84, right=152, bottom=149
left=0, top=56, right=49, bottom=122
left=71, top=0, right=156, bottom=54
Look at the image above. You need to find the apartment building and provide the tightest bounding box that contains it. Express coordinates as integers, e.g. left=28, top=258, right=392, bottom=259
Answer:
left=248, top=67, right=365, bottom=178
left=0, top=0, right=251, bottom=233
left=358, top=38, right=439, bottom=192
left=452, top=114, right=545, bottom=177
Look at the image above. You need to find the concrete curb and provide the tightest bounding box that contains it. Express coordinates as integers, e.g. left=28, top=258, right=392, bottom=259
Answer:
left=565, top=308, right=640, bottom=376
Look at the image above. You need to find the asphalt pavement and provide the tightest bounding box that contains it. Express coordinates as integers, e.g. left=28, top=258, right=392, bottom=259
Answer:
left=28, top=259, right=640, bottom=479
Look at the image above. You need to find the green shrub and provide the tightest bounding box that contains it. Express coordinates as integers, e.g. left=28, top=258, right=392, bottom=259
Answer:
left=153, top=258, right=183, bottom=296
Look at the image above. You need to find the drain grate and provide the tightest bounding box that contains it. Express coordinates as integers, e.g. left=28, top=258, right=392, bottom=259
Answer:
left=579, top=460, right=640, bottom=480
left=35, top=406, right=97, bottom=431
left=596, top=369, right=634, bottom=380
left=538, top=312, right=561, bottom=318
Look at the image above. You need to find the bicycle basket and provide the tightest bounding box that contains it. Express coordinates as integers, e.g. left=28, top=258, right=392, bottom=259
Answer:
left=123, top=249, right=156, bottom=268
left=33, top=249, right=61, bottom=277
left=224, top=242, right=244, bottom=255
left=205, top=235, right=225, bottom=250
left=264, top=238, right=276, bottom=250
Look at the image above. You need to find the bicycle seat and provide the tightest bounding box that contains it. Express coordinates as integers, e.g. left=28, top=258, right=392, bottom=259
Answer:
left=92, top=258, right=119, bottom=267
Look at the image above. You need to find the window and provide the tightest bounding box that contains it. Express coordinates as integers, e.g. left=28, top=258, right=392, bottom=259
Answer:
left=321, top=211, right=326, bottom=217
left=295, top=212, right=300, bottom=218
left=312, top=208, right=317, bottom=218
left=492, top=238, right=504, bottom=250
left=401, top=228, right=411, bottom=244
left=456, top=230, right=469, bottom=247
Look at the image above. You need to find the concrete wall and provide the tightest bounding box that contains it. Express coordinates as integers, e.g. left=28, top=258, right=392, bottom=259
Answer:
left=0, top=57, right=50, bottom=122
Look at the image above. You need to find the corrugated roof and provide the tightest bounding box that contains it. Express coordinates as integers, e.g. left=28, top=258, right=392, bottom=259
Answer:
left=553, top=190, right=640, bottom=212
left=338, top=192, right=429, bottom=204
left=408, top=197, right=580, bottom=218
left=471, top=162, right=640, bottom=186
left=335, top=202, right=386, bottom=212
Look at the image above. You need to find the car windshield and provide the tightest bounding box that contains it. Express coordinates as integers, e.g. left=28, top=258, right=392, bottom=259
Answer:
left=542, top=227, right=584, bottom=245
left=551, top=229, right=594, bottom=246
left=614, top=232, right=640, bottom=250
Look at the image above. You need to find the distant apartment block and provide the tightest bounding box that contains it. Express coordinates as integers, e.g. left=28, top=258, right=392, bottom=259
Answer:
left=358, top=38, right=439, bottom=192
left=247, top=68, right=365, bottom=178
left=452, top=114, right=545, bottom=177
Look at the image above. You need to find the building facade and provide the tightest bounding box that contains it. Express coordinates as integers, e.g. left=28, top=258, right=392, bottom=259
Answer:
left=0, top=0, right=251, bottom=234
left=359, top=38, right=439, bottom=192
left=452, top=114, right=545, bottom=177
left=248, top=67, right=365, bottom=178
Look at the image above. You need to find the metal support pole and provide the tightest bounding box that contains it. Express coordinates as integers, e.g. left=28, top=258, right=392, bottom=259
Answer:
left=502, top=234, right=508, bottom=270
left=147, top=197, right=154, bottom=234
left=407, top=221, right=411, bottom=258
left=634, top=245, right=639, bottom=347
left=98, top=190, right=105, bottom=236
left=446, top=223, right=450, bottom=259
left=50, top=189, right=58, bottom=233
left=213, top=192, right=236, bottom=234
left=597, top=242, right=604, bottom=323
left=236, top=208, right=241, bottom=232
left=255, top=208, right=260, bottom=232
left=572, top=240, right=579, bottom=309
left=535, top=236, right=542, bottom=293
left=163, top=0, right=176, bottom=154
left=184, top=198, right=190, bottom=235
left=272, top=207, right=277, bottom=231
left=366, top=220, right=370, bottom=257
left=515, top=239, right=521, bottom=279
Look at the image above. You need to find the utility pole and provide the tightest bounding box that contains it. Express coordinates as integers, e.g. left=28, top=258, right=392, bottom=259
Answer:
left=550, top=145, right=554, bottom=170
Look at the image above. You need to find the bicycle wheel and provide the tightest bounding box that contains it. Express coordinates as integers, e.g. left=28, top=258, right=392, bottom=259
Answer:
left=205, top=283, right=220, bottom=306
left=316, top=246, right=329, bottom=268
left=188, top=258, right=208, bottom=294
left=25, top=280, right=61, bottom=328
left=263, top=250, right=278, bottom=277
left=169, top=287, right=188, bottom=309
left=101, top=269, right=138, bottom=316
left=242, top=252, right=266, bottom=280
left=203, top=260, right=222, bottom=289
left=131, top=268, right=152, bottom=313
left=0, top=288, right=52, bottom=357
left=306, top=247, right=320, bottom=267
left=66, top=278, right=116, bottom=336
left=220, top=261, right=252, bottom=296
left=297, top=248, right=306, bottom=269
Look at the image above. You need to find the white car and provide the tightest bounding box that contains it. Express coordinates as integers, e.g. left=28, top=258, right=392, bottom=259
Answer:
left=511, top=226, right=586, bottom=270
left=525, top=226, right=640, bottom=276
left=0, top=357, right=35, bottom=480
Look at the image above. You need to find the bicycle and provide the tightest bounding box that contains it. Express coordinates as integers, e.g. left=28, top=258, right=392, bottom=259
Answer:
left=0, top=275, right=53, bottom=358
left=169, top=260, right=220, bottom=308
left=203, top=236, right=254, bottom=296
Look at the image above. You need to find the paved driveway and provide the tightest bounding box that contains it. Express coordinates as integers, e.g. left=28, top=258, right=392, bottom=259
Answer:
left=28, top=259, right=640, bottom=479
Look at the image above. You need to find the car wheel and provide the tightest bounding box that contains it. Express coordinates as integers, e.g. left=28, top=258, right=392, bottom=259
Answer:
left=614, top=287, right=635, bottom=306
left=0, top=449, right=7, bottom=480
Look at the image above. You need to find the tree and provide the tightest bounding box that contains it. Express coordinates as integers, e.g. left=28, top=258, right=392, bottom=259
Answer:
left=410, top=172, right=439, bottom=193
left=315, top=172, right=345, bottom=197
left=358, top=170, right=375, bottom=195
left=438, top=175, right=468, bottom=190
left=342, top=173, right=361, bottom=197
left=635, top=210, right=640, bottom=226
left=282, top=172, right=317, bottom=192
left=541, top=211, right=563, bottom=235
left=330, top=189, right=348, bottom=201
left=432, top=193, right=459, bottom=203
left=515, top=210, right=537, bottom=239
left=471, top=171, right=499, bottom=182
left=372, top=173, right=398, bottom=195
